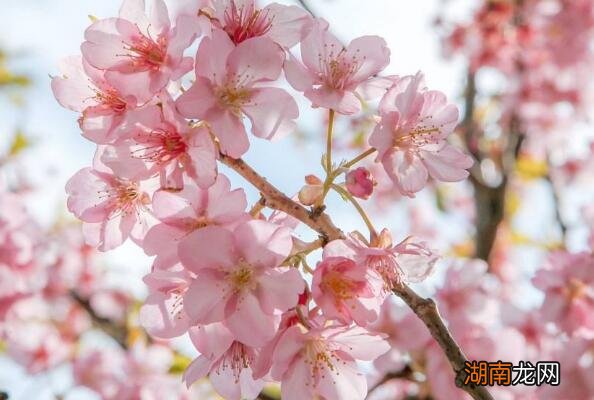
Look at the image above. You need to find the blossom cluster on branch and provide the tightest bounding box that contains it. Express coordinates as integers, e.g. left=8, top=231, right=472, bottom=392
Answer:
left=0, top=168, right=200, bottom=398
left=0, top=0, right=585, bottom=399
left=49, top=0, right=482, bottom=399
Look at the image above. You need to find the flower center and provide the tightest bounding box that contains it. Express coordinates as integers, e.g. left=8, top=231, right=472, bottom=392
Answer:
left=563, top=278, right=588, bottom=302
left=126, top=31, right=167, bottom=70
left=318, top=46, right=363, bottom=90
left=303, top=339, right=340, bottom=384
left=186, top=216, right=212, bottom=231
left=216, top=341, right=254, bottom=383
left=367, top=254, right=401, bottom=290
left=97, top=180, right=147, bottom=218
left=223, top=1, right=274, bottom=44
left=94, top=87, right=127, bottom=113
left=227, top=260, right=255, bottom=292
left=394, top=116, right=442, bottom=148
left=215, top=84, right=251, bottom=115
left=131, top=128, right=188, bottom=165
left=116, top=182, right=141, bottom=203
left=321, top=271, right=357, bottom=302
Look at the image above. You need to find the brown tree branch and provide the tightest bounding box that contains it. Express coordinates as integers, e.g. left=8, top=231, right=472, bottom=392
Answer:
left=70, top=291, right=128, bottom=349
left=460, top=70, right=506, bottom=263
left=366, top=364, right=415, bottom=397
left=219, top=153, right=493, bottom=400
left=219, top=153, right=343, bottom=243
left=544, top=169, right=568, bottom=240
left=462, top=68, right=525, bottom=264
left=391, top=286, right=493, bottom=399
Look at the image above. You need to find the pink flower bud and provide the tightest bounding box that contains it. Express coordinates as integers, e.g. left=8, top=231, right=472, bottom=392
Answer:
left=346, top=167, right=376, bottom=200
left=298, top=175, right=324, bottom=205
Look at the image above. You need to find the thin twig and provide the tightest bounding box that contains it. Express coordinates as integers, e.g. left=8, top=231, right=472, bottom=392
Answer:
left=249, top=195, right=266, bottom=217
left=343, top=147, right=377, bottom=169
left=331, top=183, right=378, bottom=241
left=295, top=0, right=315, bottom=16
left=544, top=170, right=568, bottom=239
left=326, top=110, right=335, bottom=174
left=366, top=364, right=414, bottom=397
left=219, top=153, right=343, bottom=244
left=315, top=109, right=336, bottom=208
left=218, top=153, right=493, bottom=400
left=69, top=291, right=128, bottom=349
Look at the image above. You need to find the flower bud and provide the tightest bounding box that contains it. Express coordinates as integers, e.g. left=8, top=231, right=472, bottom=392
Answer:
left=345, top=167, right=376, bottom=200
left=298, top=175, right=324, bottom=206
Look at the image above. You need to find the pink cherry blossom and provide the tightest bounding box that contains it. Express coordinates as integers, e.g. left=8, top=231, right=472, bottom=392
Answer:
left=208, top=0, right=312, bottom=47
left=142, top=174, right=247, bottom=269
left=324, top=229, right=438, bottom=290
left=537, top=337, right=594, bottom=399
left=176, top=29, right=298, bottom=157
left=270, top=324, right=390, bottom=400
left=81, top=0, right=200, bottom=94
left=184, top=322, right=264, bottom=399
left=436, top=259, right=500, bottom=327
left=346, top=166, right=376, bottom=200
left=73, top=349, right=128, bottom=399
left=52, top=56, right=151, bottom=144
left=89, top=288, right=132, bottom=322
left=312, top=256, right=385, bottom=326
left=251, top=308, right=302, bottom=380
left=101, top=95, right=217, bottom=191
left=0, top=187, right=29, bottom=230
left=284, top=20, right=390, bottom=114
left=65, top=163, right=154, bottom=251
left=42, top=224, right=100, bottom=298
left=118, top=343, right=187, bottom=399
left=502, top=304, right=556, bottom=359
left=0, top=190, right=36, bottom=268
left=0, top=227, right=34, bottom=270
left=179, top=220, right=305, bottom=346
left=533, top=251, right=594, bottom=337
left=369, top=300, right=432, bottom=375
left=0, top=192, right=45, bottom=301
left=74, top=343, right=193, bottom=400
left=5, top=322, right=71, bottom=374
left=369, top=72, right=473, bottom=196
left=139, top=267, right=192, bottom=338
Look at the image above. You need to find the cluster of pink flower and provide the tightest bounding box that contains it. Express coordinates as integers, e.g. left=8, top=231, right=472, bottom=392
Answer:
left=52, top=0, right=476, bottom=398
left=0, top=185, right=95, bottom=374
left=444, top=0, right=594, bottom=138
left=73, top=343, right=203, bottom=399
left=0, top=180, right=200, bottom=398
left=369, top=252, right=594, bottom=400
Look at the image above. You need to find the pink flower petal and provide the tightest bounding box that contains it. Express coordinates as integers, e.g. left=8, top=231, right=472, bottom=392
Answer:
left=233, top=220, right=292, bottom=269
left=178, top=226, right=236, bottom=272
left=228, top=36, right=284, bottom=84
left=242, top=87, right=298, bottom=140
left=183, top=270, right=228, bottom=323
left=225, top=292, right=278, bottom=347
